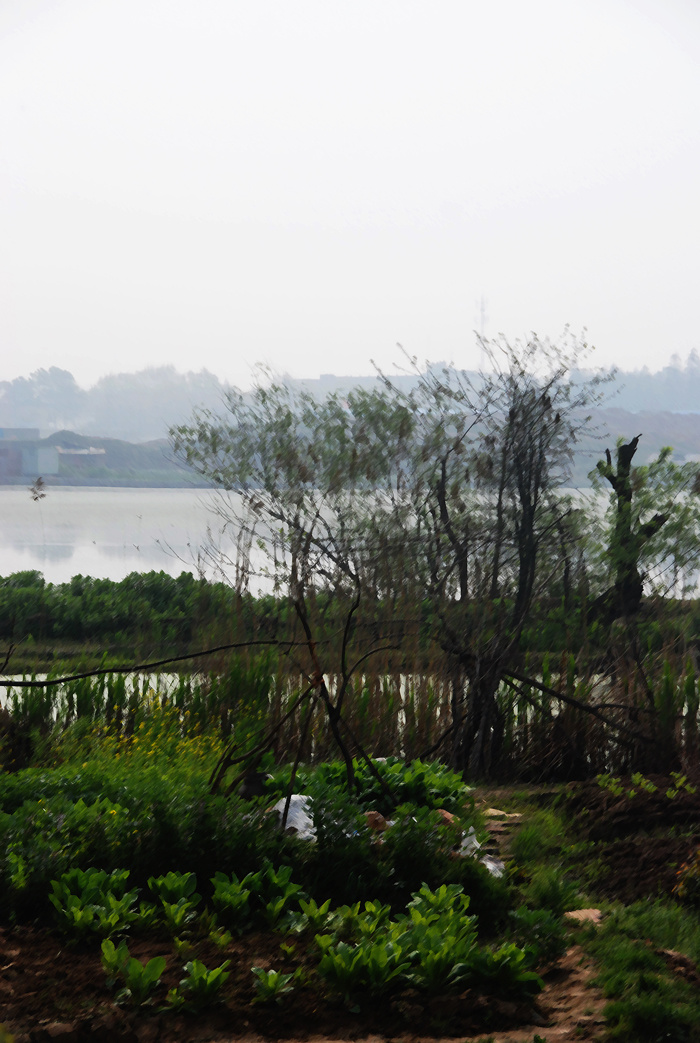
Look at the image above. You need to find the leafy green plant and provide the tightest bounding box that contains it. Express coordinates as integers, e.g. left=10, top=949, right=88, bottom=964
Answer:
left=405, top=880, right=474, bottom=922
left=100, top=937, right=130, bottom=984
left=160, top=897, right=199, bottom=936
left=167, top=958, right=230, bottom=1010
left=147, top=871, right=201, bottom=936
left=596, top=774, right=626, bottom=798
left=211, top=871, right=251, bottom=929
left=468, top=942, right=544, bottom=998
left=210, top=862, right=305, bottom=931
left=133, top=901, right=159, bottom=932
left=147, top=870, right=200, bottom=906
left=101, top=938, right=166, bottom=1005
left=49, top=867, right=138, bottom=938
left=251, top=966, right=297, bottom=1004
left=630, top=772, right=658, bottom=793
left=291, top=896, right=333, bottom=933
left=403, top=923, right=476, bottom=991
left=667, top=772, right=697, bottom=799
left=354, top=900, right=392, bottom=939
left=173, top=936, right=194, bottom=958
left=118, top=954, right=167, bottom=1005
left=323, top=902, right=363, bottom=940
left=316, top=936, right=412, bottom=997
left=397, top=883, right=479, bottom=991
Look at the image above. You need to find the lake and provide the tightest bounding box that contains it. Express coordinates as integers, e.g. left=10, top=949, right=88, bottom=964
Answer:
left=0, top=486, right=242, bottom=585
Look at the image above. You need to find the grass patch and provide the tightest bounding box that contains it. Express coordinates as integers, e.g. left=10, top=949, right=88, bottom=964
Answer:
left=509, top=807, right=569, bottom=864
left=577, top=900, right=700, bottom=1041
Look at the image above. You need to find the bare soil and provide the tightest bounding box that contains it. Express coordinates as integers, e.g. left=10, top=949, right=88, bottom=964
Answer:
left=561, top=775, right=700, bottom=904
left=0, top=925, right=606, bottom=1043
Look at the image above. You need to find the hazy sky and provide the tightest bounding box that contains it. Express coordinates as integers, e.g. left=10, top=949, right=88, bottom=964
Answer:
left=2, top=0, right=699, bottom=389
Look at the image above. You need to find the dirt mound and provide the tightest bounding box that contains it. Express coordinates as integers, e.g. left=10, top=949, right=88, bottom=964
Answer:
left=588, top=834, right=700, bottom=904
left=563, top=775, right=700, bottom=843
left=563, top=776, right=700, bottom=904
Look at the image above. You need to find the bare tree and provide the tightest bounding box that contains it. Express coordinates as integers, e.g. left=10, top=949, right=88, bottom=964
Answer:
left=371, top=331, right=608, bottom=777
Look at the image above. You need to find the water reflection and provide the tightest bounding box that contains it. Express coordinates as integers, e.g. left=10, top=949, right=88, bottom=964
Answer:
left=0, top=486, right=223, bottom=584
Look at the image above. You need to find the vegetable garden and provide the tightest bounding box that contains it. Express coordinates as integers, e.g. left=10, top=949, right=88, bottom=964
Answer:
left=0, top=661, right=699, bottom=1042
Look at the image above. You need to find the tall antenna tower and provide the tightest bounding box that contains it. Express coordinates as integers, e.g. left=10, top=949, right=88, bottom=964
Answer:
left=475, top=295, right=488, bottom=338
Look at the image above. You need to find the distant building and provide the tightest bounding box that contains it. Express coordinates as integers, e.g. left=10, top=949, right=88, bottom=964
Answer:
left=0, top=430, right=58, bottom=477
left=0, top=444, right=22, bottom=478
left=21, top=446, right=59, bottom=476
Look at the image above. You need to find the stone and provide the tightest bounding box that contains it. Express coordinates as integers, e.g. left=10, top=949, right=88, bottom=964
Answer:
left=564, top=908, right=602, bottom=924
left=364, top=810, right=388, bottom=832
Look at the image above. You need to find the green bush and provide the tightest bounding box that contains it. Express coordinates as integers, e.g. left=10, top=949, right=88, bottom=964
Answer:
left=521, top=866, right=580, bottom=918
left=270, top=756, right=475, bottom=817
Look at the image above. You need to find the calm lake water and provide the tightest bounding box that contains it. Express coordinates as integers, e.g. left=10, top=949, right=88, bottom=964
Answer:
left=0, top=486, right=242, bottom=585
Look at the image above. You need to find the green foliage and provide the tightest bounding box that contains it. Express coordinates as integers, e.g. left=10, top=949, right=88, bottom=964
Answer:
left=272, top=757, right=475, bottom=817
left=211, top=871, right=252, bottom=930
left=49, top=867, right=138, bottom=938
left=100, top=937, right=130, bottom=982
left=251, top=966, right=297, bottom=1004
left=168, top=958, right=231, bottom=1010
left=159, top=897, right=200, bottom=937
left=316, top=936, right=412, bottom=997
left=0, top=750, right=502, bottom=925
left=148, top=870, right=200, bottom=905
left=509, top=906, right=568, bottom=965
left=521, top=866, right=581, bottom=918
left=314, top=881, right=537, bottom=1001
left=0, top=569, right=226, bottom=644
left=509, top=809, right=566, bottom=864
left=100, top=938, right=166, bottom=1005
left=210, top=862, right=306, bottom=932
left=466, top=943, right=544, bottom=998
left=584, top=901, right=700, bottom=1041
left=118, top=953, right=167, bottom=1005
left=292, top=896, right=333, bottom=933
left=597, top=770, right=696, bottom=803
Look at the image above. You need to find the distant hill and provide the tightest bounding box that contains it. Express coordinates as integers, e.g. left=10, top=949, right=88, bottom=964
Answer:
left=2, top=361, right=700, bottom=488
left=0, top=430, right=206, bottom=487
left=0, top=365, right=228, bottom=442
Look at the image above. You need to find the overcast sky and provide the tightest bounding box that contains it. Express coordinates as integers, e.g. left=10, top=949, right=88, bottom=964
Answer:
left=1, top=0, right=699, bottom=389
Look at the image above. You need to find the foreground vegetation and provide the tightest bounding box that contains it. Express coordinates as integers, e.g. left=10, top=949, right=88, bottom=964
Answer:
left=0, top=658, right=699, bottom=1040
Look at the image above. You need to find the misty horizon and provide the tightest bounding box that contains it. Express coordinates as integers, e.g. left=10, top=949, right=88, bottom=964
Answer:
left=2, top=1, right=700, bottom=389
